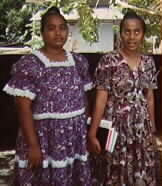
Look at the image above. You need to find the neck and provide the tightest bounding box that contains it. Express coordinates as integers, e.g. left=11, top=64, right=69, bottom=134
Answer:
left=42, top=46, right=65, bottom=55
left=120, top=48, right=139, bottom=58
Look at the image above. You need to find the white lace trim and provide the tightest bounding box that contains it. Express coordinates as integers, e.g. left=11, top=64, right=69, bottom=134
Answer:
left=3, top=85, right=36, bottom=100
left=33, top=108, right=85, bottom=120
left=87, top=117, right=112, bottom=129
left=84, top=82, right=93, bottom=91
left=32, top=50, right=75, bottom=67
left=15, top=153, right=88, bottom=168
left=50, top=153, right=88, bottom=168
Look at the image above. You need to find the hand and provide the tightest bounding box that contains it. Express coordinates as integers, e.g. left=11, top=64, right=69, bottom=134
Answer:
left=152, top=129, right=162, bottom=150
left=155, top=135, right=162, bottom=148
left=28, top=145, right=42, bottom=169
left=88, top=134, right=101, bottom=154
left=152, top=133, right=158, bottom=151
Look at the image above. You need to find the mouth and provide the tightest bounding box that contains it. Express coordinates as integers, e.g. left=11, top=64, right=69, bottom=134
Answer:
left=128, top=42, right=136, bottom=45
left=127, top=42, right=137, bottom=48
left=55, top=39, right=63, bottom=42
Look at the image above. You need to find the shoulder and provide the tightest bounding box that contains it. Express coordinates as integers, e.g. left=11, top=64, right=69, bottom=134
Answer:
left=71, top=52, right=88, bottom=63
left=12, top=53, right=43, bottom=75
left=71, top=52, right=89, bottom=70
left=141, top=54, right=156, bottom=68
left=98, top=50, right=120, bottom=66
left=15, top=54, right=41, bottom=67
left=142, top=54, right=154, bottom=61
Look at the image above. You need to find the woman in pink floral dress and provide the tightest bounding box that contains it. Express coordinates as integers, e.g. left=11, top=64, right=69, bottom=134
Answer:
left=88, top=12, right=158, bottom=186
left=3, top=7, right=92, bottom=186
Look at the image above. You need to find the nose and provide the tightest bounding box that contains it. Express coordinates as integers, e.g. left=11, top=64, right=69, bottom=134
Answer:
left=129, top=32, right=135, bottom=39
left=55, top=28, right=61, bottom=36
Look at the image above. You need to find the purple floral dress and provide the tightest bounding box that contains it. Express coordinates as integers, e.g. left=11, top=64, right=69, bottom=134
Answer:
left=91, top=51, right=158, bottom=186
left=3, top=50, right=93, bottom=186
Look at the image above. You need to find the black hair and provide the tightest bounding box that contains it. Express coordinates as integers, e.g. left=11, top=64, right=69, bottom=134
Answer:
left=120, top=11, right=146, bottom=34
left=41, top=6, right=67, bottom=32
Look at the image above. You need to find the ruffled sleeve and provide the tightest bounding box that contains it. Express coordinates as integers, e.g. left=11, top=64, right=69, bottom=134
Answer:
left=140, top=56, right=158, bottom=89
left=73, top=53, right=93, bottom=91
left=3, top=55, right=41, bottom=100
left=147, top=56, right=158, bottom=89
left=95, top=54, right=113, bottom=90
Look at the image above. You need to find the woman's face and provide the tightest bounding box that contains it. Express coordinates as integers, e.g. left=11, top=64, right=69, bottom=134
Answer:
left=120, top=18, right=144, bottom=52
left=42, top=15, right=68, bottom=49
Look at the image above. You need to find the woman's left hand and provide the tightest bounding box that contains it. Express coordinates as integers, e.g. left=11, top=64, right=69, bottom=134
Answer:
left=152, top=133, right=158, bottom=150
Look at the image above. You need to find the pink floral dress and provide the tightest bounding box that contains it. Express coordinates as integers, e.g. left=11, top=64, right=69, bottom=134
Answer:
left=91, top=51, right=158, bottom=186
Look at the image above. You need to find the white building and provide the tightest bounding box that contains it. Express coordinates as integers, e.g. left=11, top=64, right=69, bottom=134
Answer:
left=64, top=7, right=123, bottom=53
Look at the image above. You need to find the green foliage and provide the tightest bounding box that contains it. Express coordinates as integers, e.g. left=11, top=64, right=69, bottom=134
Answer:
left=25, top=21, right=43, bottom=49
left=0, top=0, right=99, bottom=48
left=0, top=0, right=161, bottom=52
left=61, top=0, right=99, bottom=43
left=0, top=0, right=39, bottom=45
left=77, top=2, right=99, bottom=43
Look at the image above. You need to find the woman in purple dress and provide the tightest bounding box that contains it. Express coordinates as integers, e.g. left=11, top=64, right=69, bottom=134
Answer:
left=3, top=7, right=92, bottom=186
left=88, top=12, right=158, bottom=185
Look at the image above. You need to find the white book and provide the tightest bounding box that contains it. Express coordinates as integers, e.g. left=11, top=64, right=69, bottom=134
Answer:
left=87, top=117, right=112, bottom=129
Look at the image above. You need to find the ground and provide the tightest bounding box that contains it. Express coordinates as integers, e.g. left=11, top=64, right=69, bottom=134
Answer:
left=0, top=150, right=15, bottom=186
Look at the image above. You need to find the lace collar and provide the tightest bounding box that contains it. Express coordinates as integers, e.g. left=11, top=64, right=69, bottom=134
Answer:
left=32, top=50, right=75, bottom=67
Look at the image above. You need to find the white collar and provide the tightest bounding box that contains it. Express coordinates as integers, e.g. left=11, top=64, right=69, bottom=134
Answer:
left=32, top=50, right=75, bottom=67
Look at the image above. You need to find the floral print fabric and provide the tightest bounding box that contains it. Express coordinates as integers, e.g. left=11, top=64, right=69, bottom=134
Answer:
left=91, top=51, right=158, bottom=186
left=4, top=51, right=92, bottom=116
left=3, top=51, right=92, bottom=186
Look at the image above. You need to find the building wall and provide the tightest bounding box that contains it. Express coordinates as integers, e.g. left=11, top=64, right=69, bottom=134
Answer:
left=64, top=22, right=114, bottom=53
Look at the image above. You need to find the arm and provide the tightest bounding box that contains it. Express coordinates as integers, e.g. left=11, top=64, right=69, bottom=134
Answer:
left=15, top=97, right=42, bottom=168
left=88, top=89, right=108, bottom=153
left=85, top=90, right=94, bottom=117
left=147, top=89, right=156, bottom=134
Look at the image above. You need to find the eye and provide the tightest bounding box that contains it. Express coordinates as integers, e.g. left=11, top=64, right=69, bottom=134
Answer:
left=47, top=26, right=55, bottom=31
left=124, top=29, right=130, bottom=35
left=134, top=29, right=141, bottom=35
left=124, top=30, right=130, bottom=35
left=135, top=31, right=139, bottom=35
left=60, top=24, right=67, bottom=31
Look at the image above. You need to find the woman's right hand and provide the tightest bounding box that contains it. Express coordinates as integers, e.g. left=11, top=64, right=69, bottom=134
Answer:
left=88, top=134, right=101, bottom=154
left=28, top=145, right=42, bottom=169
left=15, top=97, right=43, bottom=169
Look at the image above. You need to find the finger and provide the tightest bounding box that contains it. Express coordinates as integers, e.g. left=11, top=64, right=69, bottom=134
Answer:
left=87, top=143, right=91, bottom=152
left=34, top=160, right=42, bottom=168
left=87, top=146, right=92, bottom=152
left=27, top=162, right=33, bottom=169
left=95, top=144, right=101, bottom=154
left=28, top=159, right=40, bottom=169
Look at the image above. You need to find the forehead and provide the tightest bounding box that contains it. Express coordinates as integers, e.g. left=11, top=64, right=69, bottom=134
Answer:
left=122, top=18, right=143, bottom=30
left=45, top=14, right=66, bottom=25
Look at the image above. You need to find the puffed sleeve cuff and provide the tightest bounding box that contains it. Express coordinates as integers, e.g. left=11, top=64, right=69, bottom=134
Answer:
left=3, top=84, right=36, bottom=100
left=95, top=84, right=111, bottom=90
left=147, top=57, right=159, bottom=89
left=149, top=69, right=159, bottom=89
left=72, top=53, right=93, bottom=91
left=3, top=55, right=40, bottom=99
